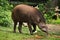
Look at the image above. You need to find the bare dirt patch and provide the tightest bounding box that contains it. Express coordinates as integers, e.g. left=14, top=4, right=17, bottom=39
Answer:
left=47, top=24, right=60, bottom=32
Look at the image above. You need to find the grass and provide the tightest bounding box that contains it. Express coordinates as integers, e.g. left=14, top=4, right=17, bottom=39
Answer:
left=0, top=26, right=60, bottom=40
left=47, top=19, right=60, bottom=24
left=52, top=19, right=60, bottom=24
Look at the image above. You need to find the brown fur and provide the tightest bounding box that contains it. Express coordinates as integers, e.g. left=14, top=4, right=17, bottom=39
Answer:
left=12, top=4, right=48, bottom=35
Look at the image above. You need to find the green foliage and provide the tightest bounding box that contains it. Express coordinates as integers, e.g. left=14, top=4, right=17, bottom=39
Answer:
left=38, top=3, right=55, bottom=24
left=38, top=4, right=45, bottom=12
left=45, top=10, right=55, bottom=23
left=0, top=0, right=13, bottom=27
left=49, top=19, right=60, bottom=24
left=0, top=0, right=13, bottom=10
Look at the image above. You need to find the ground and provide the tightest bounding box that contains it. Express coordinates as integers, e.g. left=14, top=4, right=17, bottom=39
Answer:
left=0, top=24, right=60, bottom=40
left=47, top=24, right=60, bottom=33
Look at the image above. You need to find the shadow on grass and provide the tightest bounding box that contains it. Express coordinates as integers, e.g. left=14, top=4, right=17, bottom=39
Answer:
left=0, top=29, right=31, bottom=36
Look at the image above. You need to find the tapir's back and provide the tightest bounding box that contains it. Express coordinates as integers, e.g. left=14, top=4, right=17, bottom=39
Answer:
left=12, top=4, right=39, bottom=22
left=12, top=4, right=45, bottom=23
left=13, top=4, right=37, bottom=14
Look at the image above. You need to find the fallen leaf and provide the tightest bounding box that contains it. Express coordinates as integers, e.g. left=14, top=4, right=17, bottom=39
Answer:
left=35, top=35, right=43, bottom=39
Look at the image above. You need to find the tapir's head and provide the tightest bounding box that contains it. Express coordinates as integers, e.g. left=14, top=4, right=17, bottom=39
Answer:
left=38, top=22, right=48, bottom=35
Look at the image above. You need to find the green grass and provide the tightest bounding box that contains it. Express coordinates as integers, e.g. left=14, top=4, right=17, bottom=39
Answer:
left=52, top=19, right=60, bottom=24
left=47, top=19, right=60, bottom=24
left=0, top=26, right=60, bottom=40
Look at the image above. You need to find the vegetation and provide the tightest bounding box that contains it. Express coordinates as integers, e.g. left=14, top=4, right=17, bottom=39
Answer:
left=0, top=0, right=13, bottom=27
left=0, top=0, right=60, bottom=40
left=0, top=0, right=60, bottom=27
left=0, top=26, right=60, bottom=40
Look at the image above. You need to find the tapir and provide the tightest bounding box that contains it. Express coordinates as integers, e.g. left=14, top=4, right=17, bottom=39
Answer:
left=11, top=4, right=48, bottom=35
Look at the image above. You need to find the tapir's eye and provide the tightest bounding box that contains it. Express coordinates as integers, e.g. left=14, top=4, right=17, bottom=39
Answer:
left=41, top=26, right=45, bottom=28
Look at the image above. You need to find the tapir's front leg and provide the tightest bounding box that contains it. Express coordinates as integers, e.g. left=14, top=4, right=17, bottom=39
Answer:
left=32, top=23, right=36, bottom=32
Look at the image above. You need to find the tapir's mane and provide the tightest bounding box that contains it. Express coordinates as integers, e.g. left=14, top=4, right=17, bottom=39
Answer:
left=36, top=9, right=46, bottom=23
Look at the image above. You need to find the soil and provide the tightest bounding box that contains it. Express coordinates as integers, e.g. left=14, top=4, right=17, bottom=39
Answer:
left=47, top=24, right=60, bottom=32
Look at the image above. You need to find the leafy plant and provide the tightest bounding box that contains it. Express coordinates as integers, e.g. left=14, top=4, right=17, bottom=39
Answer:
left=0, top=0, right=13, bottom=27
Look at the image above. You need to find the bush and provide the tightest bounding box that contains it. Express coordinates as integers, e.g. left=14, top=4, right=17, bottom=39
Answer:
left=38, top=4, right=55, bottom=23
left=0, top=0, right=13, bottom=27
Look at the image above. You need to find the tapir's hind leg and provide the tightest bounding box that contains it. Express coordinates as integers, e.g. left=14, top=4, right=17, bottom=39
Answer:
left=13, top=21, right=17, bottom=33
left=18, top=22, right=23, bottom=33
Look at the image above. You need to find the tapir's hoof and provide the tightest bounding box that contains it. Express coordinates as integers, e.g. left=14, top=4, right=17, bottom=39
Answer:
left=31, top=34, right=33, bottom=35
left=32, top=30, right=35, bottom=32
left=19, top=31, right=22, bottom=33
left=30, top=33, right=33, bottom=35
left=13, top=31, right=16, bottom=33
left=33, top=31, right=37, bottom=34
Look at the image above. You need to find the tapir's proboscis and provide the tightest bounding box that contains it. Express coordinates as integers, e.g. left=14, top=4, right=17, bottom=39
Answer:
left=12, top=4, right=48, bottom=35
